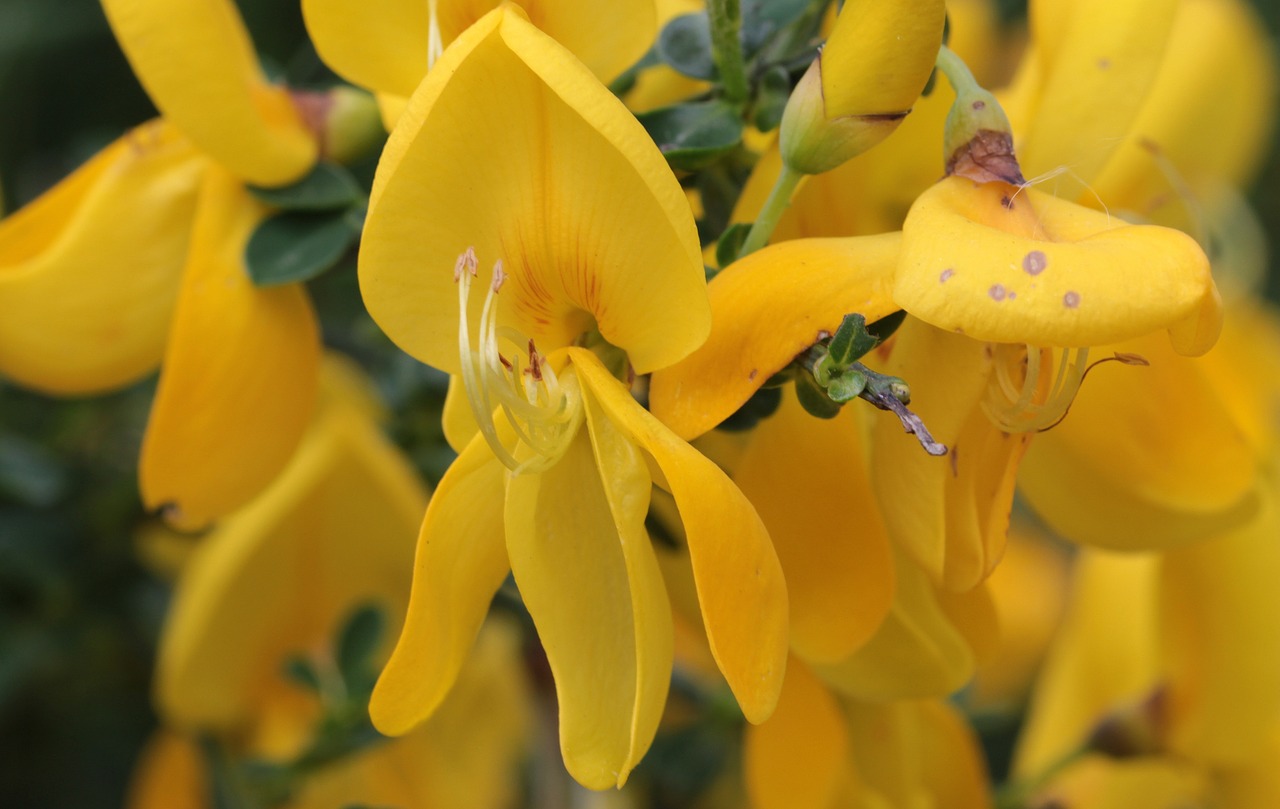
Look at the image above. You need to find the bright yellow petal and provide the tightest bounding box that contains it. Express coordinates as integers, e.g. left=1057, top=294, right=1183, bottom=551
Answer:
left=101, top=0, right=315, bottom=186
left=125, top=732, right=206, bottom=809
left=1020, top=327, right=1264, bottom=551
left=896, top=176, right=1219, bottom=353
left=1013, top=550, right=1161, bottom=777
left=734, top=389, right=894, bottom=664
left=1017, top=0, right=1179, bottom=186
left=571, top=348, right=788, bottom=723
left=139, top=170, right=320, bottom=530
left=305, top=0, right=654, bottom=100
left=915, top=700, right=995, bottom=809
left=869, top=318, right=1022, bottom=591
left=504, top=421, right=671, bottom=789
left=820, top=0, right=945, bottom=119
left=371, top=431, right=509, bottom=736
left=816, top=549, right=976, bottom=701
left=1160, top=481, right=1280, bottom=766
left=1029, top=755, right=1209, bottom=809
left=157, top=362, right=427, bottom=730
left=0, top=122, right=202, bottom=394
left=441, top=373, right=482, bottom=453
left=1092, top=0, right=1279, bottom=214
left=744, top=657, right=849, bottom=809
left=650, top=232, right=900, bottom=440
left=360, top=7, right=705, bottom=376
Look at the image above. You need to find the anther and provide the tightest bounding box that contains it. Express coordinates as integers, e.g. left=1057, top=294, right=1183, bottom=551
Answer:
left=454, top=247, right=479, bottom=281
left=491, top=259, right=506, bottom=292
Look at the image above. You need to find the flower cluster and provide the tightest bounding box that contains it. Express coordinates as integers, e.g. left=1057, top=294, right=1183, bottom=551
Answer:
left=1, top=0, right=1277, bottom=806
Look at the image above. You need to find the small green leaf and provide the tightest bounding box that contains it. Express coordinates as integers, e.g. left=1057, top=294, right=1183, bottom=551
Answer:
left=795, top=372, right=841, bottom=419
left=752, top=66, right=791, bottom=132
left=826, top=313, right=879, bottom=367
left=866, top=309, right=907, bottom=343
left=248, top=162, right=363, bottom=211
left=741, top=0, right=811, bottom=54
left=638, top=101, right=744, bottom=171
left=715, top=222, right=752, bottom=267
left=336, top=603, right=386, bottom=688
left=245, top=207, right=362, bottom=287
left=656, top=13, right=716, bottom=80
left=826, top=369, right=868, bottom=403
left=281, top=655, right=322, bottom=693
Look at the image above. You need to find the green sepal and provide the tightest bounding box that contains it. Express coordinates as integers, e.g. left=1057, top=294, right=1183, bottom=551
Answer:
left=716, top=222, right=752, bottom=267
left=248, top=162, right=364, bottom=211
left=245, top=206, right=364, bottom=287
left=638, top=101, right=744, bottom=171
left=656, top=13, right=717, bottom=80
left=795, top=371, right=842, bottom=419
left=826, top=368, right=868, bottom=403
left=752, top=66, right=791, bottom=132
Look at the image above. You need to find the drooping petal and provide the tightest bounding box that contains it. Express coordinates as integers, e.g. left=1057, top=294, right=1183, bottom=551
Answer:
left=101, top=0, right=316, bottom=186
left=572, top=348, right=788, bottom=723
left=304, top=0, right=655, bottom=102
left=649, top=233, right=900, bottom=440
left=0, top=122, right=202, bottom=394
left=820, top=0, right=945, bottom=118
left=869, top=318, right=1021, bottom=591
left=139, top=169, right=320, bottom=530
left=1013, top=550, right=1161, bottom=777
left=360, top=7, right=705, bottom=376
left=371, top=430, right=509, bottom=736
left=1159, top=481, right=1280, bottom=766
left=1020, top=325, right=1265, bottom=551
left=504, top=421, right=671, bottom=789
left=815, top=549, right=977, bottom=701
left=734, top=389, right=894, bottom=664
left=744, top=658, right=849, bottom=809
left=1016, top=0, right=1179, bottom=186
left=895, top=176, right=1219, bottom=354
left=157, top=359, right=427, bottom=729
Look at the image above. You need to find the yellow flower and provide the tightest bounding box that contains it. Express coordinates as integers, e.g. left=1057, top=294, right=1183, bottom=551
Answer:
left=357, top=7, right=786, bottom=789
left=0, top=0, right=323, bottom=529
left=303, top=0, right=657, bottom=128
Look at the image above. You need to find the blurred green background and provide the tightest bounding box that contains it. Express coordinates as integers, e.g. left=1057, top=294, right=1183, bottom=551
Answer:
left=0, top=0, right=1277, bottom=805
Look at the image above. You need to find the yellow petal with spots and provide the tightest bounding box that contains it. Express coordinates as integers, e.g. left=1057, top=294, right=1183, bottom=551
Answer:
left=572, top=348, right=788, bottom=723
left=504, top=418, right=670, bottom=789
left=139, top=171, right=320, bottom=530
left=744, top=657, right=849, bottom=809
left=896, top=176, right=1219, bottom=354
left=650, top=233, right=900, bottom=440
left=360, top=7, right=704, bottom=376
left=0, top=122, right=202, bottom=394
left=101, top=0, right=315, bottom=186
left=371, top=430, right=509, bottom=736
left=305, top=0, right=655, bottom=100
left=157, top=362, right=426, bottom=729
left=735, top=389, right=894, bottom=664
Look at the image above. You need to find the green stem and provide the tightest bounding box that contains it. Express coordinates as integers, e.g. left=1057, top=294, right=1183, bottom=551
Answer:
left=933, top=44, right=981, bottom=98
left=707, top=0, right=749, bottom=104
left=738, top=163, right=803, bottom=257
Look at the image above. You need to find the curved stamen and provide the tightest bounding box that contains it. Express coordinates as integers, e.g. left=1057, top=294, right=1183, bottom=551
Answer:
left=983, top=344, right=1091, bottom=433
left=453, top=249, right=583, bottom=473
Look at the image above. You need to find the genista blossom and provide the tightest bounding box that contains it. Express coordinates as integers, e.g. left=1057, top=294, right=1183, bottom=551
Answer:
left=357, top=6, right=786, bottom=788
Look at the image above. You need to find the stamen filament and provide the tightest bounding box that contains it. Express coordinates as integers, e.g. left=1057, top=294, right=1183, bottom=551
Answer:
left=983, top=344, right=1091, bottom=433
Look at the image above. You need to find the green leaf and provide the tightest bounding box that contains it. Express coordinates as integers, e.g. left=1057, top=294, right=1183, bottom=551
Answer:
left=716, top=385, right=782, bottom=432
left=866, top=309, right=907, bottom=343
left=656, top=13, right=716, bottom=80
left=335, top=603, right=386, bottom=688
left=245, top=207, right=362, bottom=287
left=741, top=0, right=812, bottom=54
left=826, top=368, right=868, bottom=403
left=247, top=162, right=363, bottom=211
left=752, top=66, right=791, bottom=132
left=826, top=313, right=879, bottom=367
left=794, top=372, right=842, bottom=419
left=638, top=101, right=744, bottom=171
left=281, top=655, right=322, bottom=693
left=715, top=222, right=752, bottom=267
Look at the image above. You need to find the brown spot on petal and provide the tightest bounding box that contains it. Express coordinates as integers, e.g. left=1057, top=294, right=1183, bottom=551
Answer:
left=1001, top=195, right=1015, bottom=210
left=939, top=268, right=955, bottom=283
left=748, top=368, right=758, bottom=381
left=989, top=284, right=1007, bottom=301
left=1064, top=291, right=1080, bottom=308
left=1098, top=58, right=1111, bottom=70
left=1023, top=250, right=1048, bottom=275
